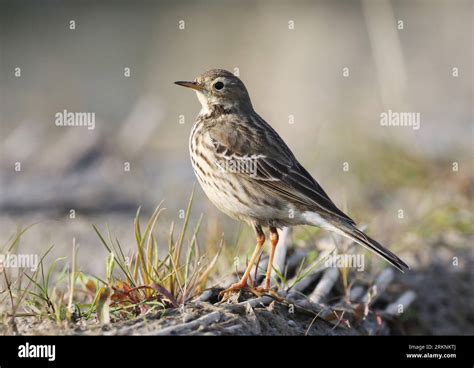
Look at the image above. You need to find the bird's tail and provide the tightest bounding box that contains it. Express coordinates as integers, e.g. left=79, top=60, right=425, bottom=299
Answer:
left=321, top=219, right=409, bottom=272
left=305, top=212, right=409, bottom=272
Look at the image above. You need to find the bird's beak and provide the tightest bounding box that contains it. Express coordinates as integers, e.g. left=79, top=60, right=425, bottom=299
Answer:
left=174, top=81, right=205, bottom=91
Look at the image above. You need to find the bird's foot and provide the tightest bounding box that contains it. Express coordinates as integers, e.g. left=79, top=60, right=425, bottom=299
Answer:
left=247, top=287, right=268, bottom=298
left=250, top=286, right=281, bottom=299
left=251, top=279, right=272, bottom=294
left=219, top=281, right=248, bottom=300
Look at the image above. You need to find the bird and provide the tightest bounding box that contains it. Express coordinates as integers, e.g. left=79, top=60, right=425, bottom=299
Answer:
left=175, top=69, right=408, bottom=295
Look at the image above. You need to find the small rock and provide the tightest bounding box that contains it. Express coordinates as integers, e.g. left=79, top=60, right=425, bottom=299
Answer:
left=182, top=313, right=194, bottom=323
left=199, top=290, right=214, bottom=302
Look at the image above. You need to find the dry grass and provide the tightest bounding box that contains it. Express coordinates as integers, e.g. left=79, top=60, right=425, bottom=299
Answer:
left=0, top=191, right=223, bottom=328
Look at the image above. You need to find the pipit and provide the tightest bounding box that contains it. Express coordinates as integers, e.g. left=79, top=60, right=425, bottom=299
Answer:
left=175, top=69, right=408, bottom=295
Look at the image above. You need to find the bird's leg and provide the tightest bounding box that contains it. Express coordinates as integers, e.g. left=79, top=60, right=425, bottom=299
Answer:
left=221, top=226, right=265, bottom=296
left=260, top=226, right=279, bottom=291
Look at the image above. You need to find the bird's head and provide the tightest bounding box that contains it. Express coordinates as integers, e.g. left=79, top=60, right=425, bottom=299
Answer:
left=175, top=69, right=252, bottom=114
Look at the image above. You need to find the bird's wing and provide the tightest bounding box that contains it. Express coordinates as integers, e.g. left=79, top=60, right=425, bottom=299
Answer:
left=206, top=116, right=356, bottom=225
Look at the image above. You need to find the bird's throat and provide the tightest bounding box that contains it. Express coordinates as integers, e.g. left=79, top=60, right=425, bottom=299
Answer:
left=196, top=91, right=211, bottom=115
left=196, top=92, right=236, bottom=118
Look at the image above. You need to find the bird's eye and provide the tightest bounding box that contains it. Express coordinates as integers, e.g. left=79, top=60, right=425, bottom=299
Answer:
left=213, top=81, right=224, bottom=90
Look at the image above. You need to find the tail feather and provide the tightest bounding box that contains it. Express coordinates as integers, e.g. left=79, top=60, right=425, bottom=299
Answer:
left=302, top=211, right=409, bottom=272
left=335, top=223, right=409, bottom=272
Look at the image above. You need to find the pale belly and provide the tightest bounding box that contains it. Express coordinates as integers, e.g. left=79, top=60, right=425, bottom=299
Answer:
left=192, top=162, right=303, bottom=227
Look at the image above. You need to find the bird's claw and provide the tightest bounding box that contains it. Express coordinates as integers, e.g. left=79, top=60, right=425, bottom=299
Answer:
left=250, top=287, right=281, bottom=299
left=219, top=282, right=248, bottom=301
left=219, top=283, right=280, bottom=302
left=251, top=286, right=269, bottom=295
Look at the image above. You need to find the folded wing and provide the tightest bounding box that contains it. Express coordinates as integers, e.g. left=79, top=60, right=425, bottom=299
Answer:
left=207, top=116, right=356, bottom=225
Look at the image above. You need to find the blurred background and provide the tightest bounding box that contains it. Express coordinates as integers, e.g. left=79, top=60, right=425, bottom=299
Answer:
left=0, top=0, right=472, bottom=333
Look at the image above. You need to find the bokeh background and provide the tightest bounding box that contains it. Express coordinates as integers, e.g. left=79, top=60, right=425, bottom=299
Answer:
left=1, top=0, right=473, bottom=333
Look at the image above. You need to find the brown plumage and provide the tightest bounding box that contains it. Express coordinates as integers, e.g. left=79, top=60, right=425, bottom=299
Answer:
left=175, top=69, right=408, bottom=294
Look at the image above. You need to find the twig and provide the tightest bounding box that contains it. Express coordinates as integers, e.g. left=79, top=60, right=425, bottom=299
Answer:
left=155, top=311, right=221, bottom=335
left=349, top=285, right=365, bottom=302
left=384, top=291, right=416, bottom=317
left=362, top=268, right=394, bottom=304
left=271, top=227, right=290, bottom=284
left=309, top=268, right=339, bottom=304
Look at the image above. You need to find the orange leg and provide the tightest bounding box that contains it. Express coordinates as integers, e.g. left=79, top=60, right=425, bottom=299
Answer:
left=262, top=227, right=279, bottom=290
left=221, top=226, right=265, bottom=295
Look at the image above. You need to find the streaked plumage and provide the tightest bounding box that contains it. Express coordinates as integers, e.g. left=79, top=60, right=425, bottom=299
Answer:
left=176, top=69, right=408, bottom=293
